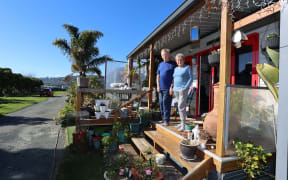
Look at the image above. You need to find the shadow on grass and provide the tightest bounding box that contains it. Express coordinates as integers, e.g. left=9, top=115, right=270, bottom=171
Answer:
left=0, top=148, right=64, bottom=180
left=0, top=116, right=51, bottom=126
left=54, top=146, right=104, bottom=180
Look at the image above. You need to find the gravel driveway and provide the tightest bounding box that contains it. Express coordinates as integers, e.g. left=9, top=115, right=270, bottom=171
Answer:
left=0, top=95, right=66, bottom=180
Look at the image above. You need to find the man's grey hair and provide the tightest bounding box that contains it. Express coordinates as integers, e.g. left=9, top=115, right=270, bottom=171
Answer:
left=161, top=48, right=170, bottom=54
left=175, top=53, right=185, bottom=59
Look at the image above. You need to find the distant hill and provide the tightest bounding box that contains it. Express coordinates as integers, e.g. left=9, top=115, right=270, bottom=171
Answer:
left=39, top=76, right=104, bottom=87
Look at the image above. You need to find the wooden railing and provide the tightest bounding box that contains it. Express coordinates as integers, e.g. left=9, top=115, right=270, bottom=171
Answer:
left=112, top=90, right=152, bottom=121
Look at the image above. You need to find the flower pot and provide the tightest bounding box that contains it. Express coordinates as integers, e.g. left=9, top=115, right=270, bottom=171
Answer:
left=93, top=138, right=101, bottom=149
left=180, top=139, right=199, bottom=160
left=117, top=130, right=127, bottom=143
left=155, top=154, right=166, bottom=165
left=151, top=111, right=161, bottom=121
left=95, top=112, right=101, bottom=119
left=104, top=111, right=110, bottom=119
left=129, top=122, right=140, bottom=133
left=100, top=105, right=106, bottom=113
left=185, top=124, right=195, bottom=131
left=266, top=37, right=279, bottom=49
left=120, top=108, right=128, bottom=118
left=77, top=77, right=89, bottom=88
left=208, top=54, right=220, bottom=64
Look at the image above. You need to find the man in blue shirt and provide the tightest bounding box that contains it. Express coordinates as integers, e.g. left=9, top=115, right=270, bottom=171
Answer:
left=156, top=49, right=176, bottom=126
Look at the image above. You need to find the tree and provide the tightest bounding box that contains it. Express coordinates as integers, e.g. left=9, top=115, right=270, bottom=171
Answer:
left=53, top=24, right=111, bottom=77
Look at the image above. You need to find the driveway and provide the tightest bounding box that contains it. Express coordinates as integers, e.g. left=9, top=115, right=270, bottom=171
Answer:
left=0, top=95, right=66, bottom=180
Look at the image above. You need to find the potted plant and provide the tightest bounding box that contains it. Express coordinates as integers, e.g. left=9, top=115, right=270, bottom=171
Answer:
left=113, top=121, right=130, bottom=143
left=138, top=111, right=151, bottom=129
left=104, top=148, right=131, bottom=180
left=95, top=110, right=101, bottom=119
left=53, top=24, right=112, bottom=88
left=131, top=153, right=163, bottom=180
left=100, top=102, right=107, bottom=113
left=234, top=141, right=273, bottom=179
left=180, top=139, right=199, bottom=161
left=265, top=32, right=279, bottom=50
left=119, top=107, right=129, bottom=118
left=185, top=121, right=195, bottom=131
left=208, top=49, right=220, bottom=64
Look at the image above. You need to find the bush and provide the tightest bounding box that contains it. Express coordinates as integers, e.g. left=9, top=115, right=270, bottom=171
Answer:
left=58, top=103, right=75, bottom=127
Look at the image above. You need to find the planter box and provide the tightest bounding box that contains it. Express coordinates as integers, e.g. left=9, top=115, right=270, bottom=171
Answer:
left=77, top=77, right=89, bottom=88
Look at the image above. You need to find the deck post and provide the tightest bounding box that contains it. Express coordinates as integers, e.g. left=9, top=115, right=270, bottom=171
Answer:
left=76, top=89, right=82, bottom=129
left=128, top=58, right=133, bottom=87
left=148, top=43, right=154, bottom=111
left=216, top=0, right=232, bottom=158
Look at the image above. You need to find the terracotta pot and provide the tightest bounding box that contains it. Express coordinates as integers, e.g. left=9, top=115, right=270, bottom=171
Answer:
left=203, top=83, right=219, bottom=141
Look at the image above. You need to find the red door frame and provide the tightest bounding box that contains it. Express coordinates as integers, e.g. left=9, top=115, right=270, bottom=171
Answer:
left=231, top=32, right=259, bottom=86
left=192, top=32, right=259, bottom=117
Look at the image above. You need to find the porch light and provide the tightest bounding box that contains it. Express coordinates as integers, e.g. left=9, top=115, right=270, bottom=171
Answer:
left=232, top=30, right=248, bottom=48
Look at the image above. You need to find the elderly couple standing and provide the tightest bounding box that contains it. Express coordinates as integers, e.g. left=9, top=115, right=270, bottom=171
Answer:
left=156, top=48, right=193, bottom=131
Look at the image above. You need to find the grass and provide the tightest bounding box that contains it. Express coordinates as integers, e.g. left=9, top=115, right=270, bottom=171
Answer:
left=0, top=96, right=48, bottom=115
left=54, top=91, right=67, bottom=96
left=55, top=126, right=105, bottom=180
left=65, top=126, right=76, bottom=146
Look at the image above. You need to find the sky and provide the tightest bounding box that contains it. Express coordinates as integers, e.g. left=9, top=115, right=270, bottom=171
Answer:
left=0, top=0, right=184, bottom=78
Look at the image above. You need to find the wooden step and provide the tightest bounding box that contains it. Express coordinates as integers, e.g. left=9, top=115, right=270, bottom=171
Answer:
left=131, top=137, right=160, bottom=160
left=144, top=130, right=204, bottom=171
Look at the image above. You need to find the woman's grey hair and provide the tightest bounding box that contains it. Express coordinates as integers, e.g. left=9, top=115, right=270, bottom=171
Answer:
left=175, top=53, right=185, bottom=59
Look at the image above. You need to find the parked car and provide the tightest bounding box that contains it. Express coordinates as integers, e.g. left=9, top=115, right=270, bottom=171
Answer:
left=40, top=88, right=53, bottom=97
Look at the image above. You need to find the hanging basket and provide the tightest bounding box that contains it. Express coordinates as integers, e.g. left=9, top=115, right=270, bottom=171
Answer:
left=265, top=37, right=280, bottom=50
left=208, top=54, right=220, bottom=64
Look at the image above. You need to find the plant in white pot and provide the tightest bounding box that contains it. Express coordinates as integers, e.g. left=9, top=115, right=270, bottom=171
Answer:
left=53, top=24, right=112, bottom=87
left=95, top=110, right=101, bottom=119
left=99, top=102, right=107, bottom=113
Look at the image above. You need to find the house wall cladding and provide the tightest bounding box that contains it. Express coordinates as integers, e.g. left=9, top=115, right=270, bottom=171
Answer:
left=170, top=20, right=280, bottom=88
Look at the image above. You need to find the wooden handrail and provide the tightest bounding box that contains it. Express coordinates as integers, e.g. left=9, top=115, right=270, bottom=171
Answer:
left=111, top=90, right=152, bottom=115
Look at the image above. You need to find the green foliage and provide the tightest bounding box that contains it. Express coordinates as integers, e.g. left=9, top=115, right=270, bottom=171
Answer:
left=234, top=141, right=272, bottom=179
left=58, top=103, right=75, bottom=127
left=210, top=49, right=220, bottom=55
left=0, top=67, right=43, bottom=96
left=53, top=24, right=111, bottom=77
left=113, top=121, right=131, bottom=139
left=256, top=47, right=279, bottom=102
left=134, top=153, right=162, bottom=180
left=265, top=33, right=279, bottom=40
left=105, top=150, right=130, bottom=179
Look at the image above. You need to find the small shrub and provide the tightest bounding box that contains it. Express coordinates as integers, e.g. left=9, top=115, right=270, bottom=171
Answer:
left=234, top=141, right=272, bottom=179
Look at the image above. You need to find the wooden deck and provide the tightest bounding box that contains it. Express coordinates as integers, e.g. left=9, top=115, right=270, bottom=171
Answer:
left=144, top=130, right=205, bottom=172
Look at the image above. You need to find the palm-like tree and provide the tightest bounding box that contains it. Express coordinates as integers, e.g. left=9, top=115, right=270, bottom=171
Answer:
left=53, top=24, right=111, bottom=77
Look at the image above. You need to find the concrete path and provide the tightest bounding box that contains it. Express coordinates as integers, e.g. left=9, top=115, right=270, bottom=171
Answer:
left=0, top=95, right=66, bottom=180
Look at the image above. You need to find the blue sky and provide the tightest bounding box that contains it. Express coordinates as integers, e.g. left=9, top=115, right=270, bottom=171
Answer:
left=0, top=0, right=184, bottom=78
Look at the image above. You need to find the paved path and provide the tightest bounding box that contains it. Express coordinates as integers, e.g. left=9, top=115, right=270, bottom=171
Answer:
left=0, top=95, right=66, bottom=180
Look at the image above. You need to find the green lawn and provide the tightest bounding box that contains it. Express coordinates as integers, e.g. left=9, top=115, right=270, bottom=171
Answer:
left=55, top=126, right=105, bottom=180
left=54, top=91, right=67, bottom=96
left=0, top=96, right=48, bottom=115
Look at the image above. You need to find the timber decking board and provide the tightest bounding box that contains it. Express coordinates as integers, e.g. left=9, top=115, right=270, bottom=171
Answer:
left=131, top=137, right=159, bottom=160
left=144, top=130, right=204, bottom=171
